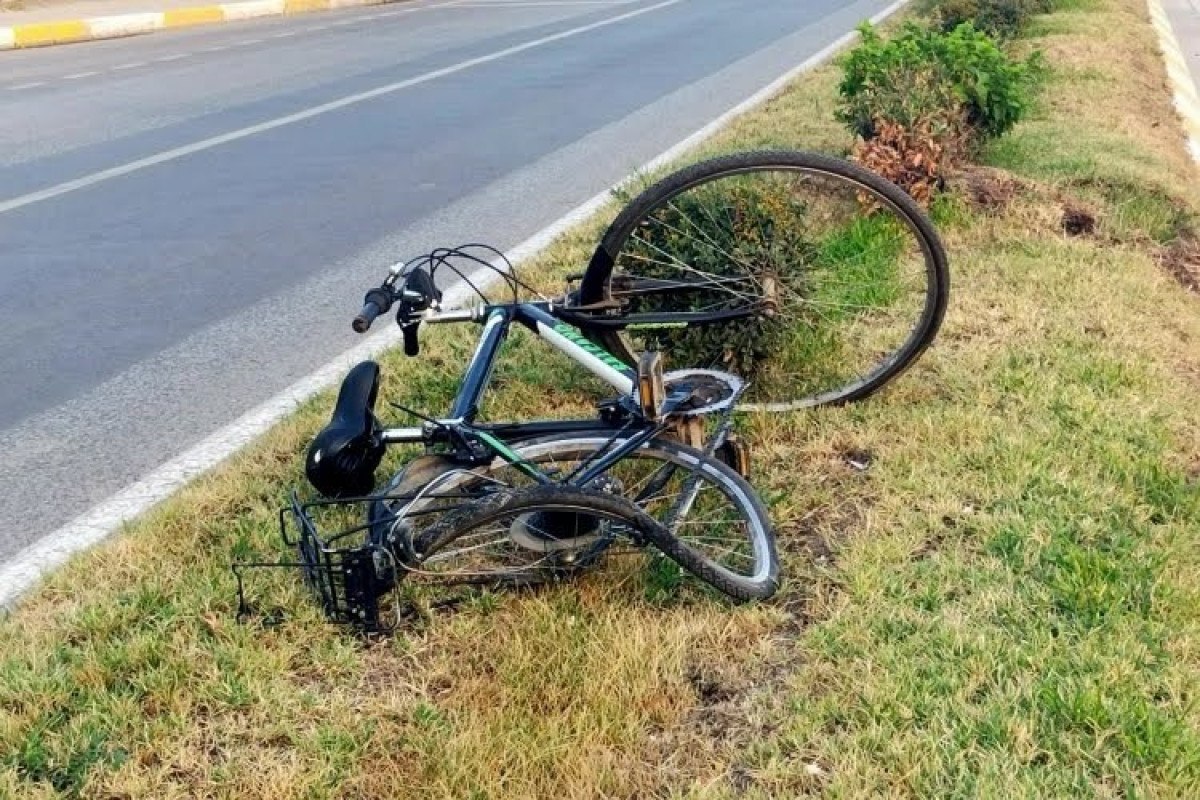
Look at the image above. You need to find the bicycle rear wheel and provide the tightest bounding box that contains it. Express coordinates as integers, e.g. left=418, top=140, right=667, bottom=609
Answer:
left=411, top=485, right=661, bottom=587
left=378, top=435, right=779, bottom=601
left=578, top=150, right=949, bottom=411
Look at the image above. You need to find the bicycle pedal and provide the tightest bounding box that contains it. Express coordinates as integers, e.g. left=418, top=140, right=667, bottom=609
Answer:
left=637, top=351, right=666, bottom=422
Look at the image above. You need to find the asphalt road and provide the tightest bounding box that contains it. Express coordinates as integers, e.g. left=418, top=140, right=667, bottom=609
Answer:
left=0, top=0, right=891, bottom=564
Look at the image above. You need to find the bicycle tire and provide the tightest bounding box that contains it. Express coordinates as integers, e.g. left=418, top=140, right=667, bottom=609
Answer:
left=578, top=150, right=950, bottom=411
left=378, top=434, right=779, bottom=601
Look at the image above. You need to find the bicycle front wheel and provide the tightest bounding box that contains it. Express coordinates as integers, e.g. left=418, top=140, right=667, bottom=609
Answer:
left=578, top=150, right=950, bottom=411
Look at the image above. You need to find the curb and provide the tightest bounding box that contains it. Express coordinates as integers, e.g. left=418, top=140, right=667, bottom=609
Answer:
left=1148, top=0, right=1200, bottom=163
left=0, top=0, right=397, bottom=49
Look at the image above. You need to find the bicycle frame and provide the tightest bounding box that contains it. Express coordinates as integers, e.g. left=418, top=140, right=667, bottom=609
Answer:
left=378, top=301, right=640, bottom=447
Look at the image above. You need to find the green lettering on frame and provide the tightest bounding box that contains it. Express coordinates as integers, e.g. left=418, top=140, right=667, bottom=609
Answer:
left=553, top=323, right=629, bottom=372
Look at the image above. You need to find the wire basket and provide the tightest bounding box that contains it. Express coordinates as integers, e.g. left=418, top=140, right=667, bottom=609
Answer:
left=281, top=490, right=399, bottom=631
left=233, top=483, right=472, bottom=632
left=230, top=492, right=403, bottom=632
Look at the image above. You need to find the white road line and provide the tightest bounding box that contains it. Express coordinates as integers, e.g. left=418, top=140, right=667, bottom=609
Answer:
left=237, top=38, right=265, bottom=45
left=112, top=61, right=147, bottom=69
left=64, top=71, right=100, bottom=79
left=0, top=0, right=684, bottom=217
left=155, top=53, right=190, bottom=62
left=8, top=82, right=46, bottom=90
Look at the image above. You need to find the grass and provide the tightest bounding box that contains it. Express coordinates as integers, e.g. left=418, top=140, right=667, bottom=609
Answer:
left=2, top=0, right=1200, bottom=796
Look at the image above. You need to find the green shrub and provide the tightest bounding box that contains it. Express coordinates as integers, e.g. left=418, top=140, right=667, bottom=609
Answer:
left=837, top=22, right=1040, bottom=146
left=918, top=0, right=1050, bottom=39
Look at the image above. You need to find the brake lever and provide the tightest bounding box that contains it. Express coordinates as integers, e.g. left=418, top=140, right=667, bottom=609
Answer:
left=397, top=302, right=437, bottom=357
left=401, top=319, right=420, bottom=357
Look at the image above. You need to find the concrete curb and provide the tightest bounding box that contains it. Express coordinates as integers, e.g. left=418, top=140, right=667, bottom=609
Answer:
left=1148, top=0, right=1200, bottom=163
left=0, top=0, right=397, bottom=49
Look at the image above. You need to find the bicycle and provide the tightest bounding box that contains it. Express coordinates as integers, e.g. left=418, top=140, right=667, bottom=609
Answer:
left=274, top=241, right=778, bottom=629
left=239, top=151, right=948, bottom=630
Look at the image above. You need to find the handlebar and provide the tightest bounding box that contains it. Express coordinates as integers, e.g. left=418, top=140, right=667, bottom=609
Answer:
left=352, top=302, right=381, bottom=333
left=351, top=265, right=481, bottom=359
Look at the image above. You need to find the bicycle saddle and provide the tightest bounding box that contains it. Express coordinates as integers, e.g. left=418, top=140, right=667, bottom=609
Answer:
left=305, top=360, right=385, bottom=498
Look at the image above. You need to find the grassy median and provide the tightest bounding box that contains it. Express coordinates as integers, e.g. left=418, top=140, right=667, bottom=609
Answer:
left=2, top=0, right=1198, bottom=796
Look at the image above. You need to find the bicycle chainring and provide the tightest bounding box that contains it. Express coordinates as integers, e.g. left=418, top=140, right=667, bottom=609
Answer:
left=662, top=369, right=745, bottom=416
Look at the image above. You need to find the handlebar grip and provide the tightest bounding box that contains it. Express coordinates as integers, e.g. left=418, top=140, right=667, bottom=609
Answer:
left=352, top=301, right=382, bottom=333
left=351, top=288, right=394, bottom=333
left=402, top=322, right=420, bottom=357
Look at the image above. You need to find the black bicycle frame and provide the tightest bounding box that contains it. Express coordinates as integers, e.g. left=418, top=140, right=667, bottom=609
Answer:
left=451, top=302, right=637, bottom=421
left=381, top=302, right=643, bottom=446
left=376, top=300, right=686, bottom=486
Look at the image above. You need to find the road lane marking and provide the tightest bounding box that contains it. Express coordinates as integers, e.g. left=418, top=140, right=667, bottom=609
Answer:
left=0, top=0, right=685, bottom=216
left=8, top=81, right=47, bottom=90
left=63, top=71, right=100, bottom=79
left=112, top=61, right=148, bottom=69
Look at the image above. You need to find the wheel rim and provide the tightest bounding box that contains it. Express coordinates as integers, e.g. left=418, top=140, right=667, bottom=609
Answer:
left=414, top=501, right=622, bottom=585
left=416, top=439, right=773, bottom=585
left=600, top=164, right=944, bottom=411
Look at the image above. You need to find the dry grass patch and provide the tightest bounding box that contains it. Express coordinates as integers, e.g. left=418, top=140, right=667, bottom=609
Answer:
left=2, top=0, right=1200, bottom=796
